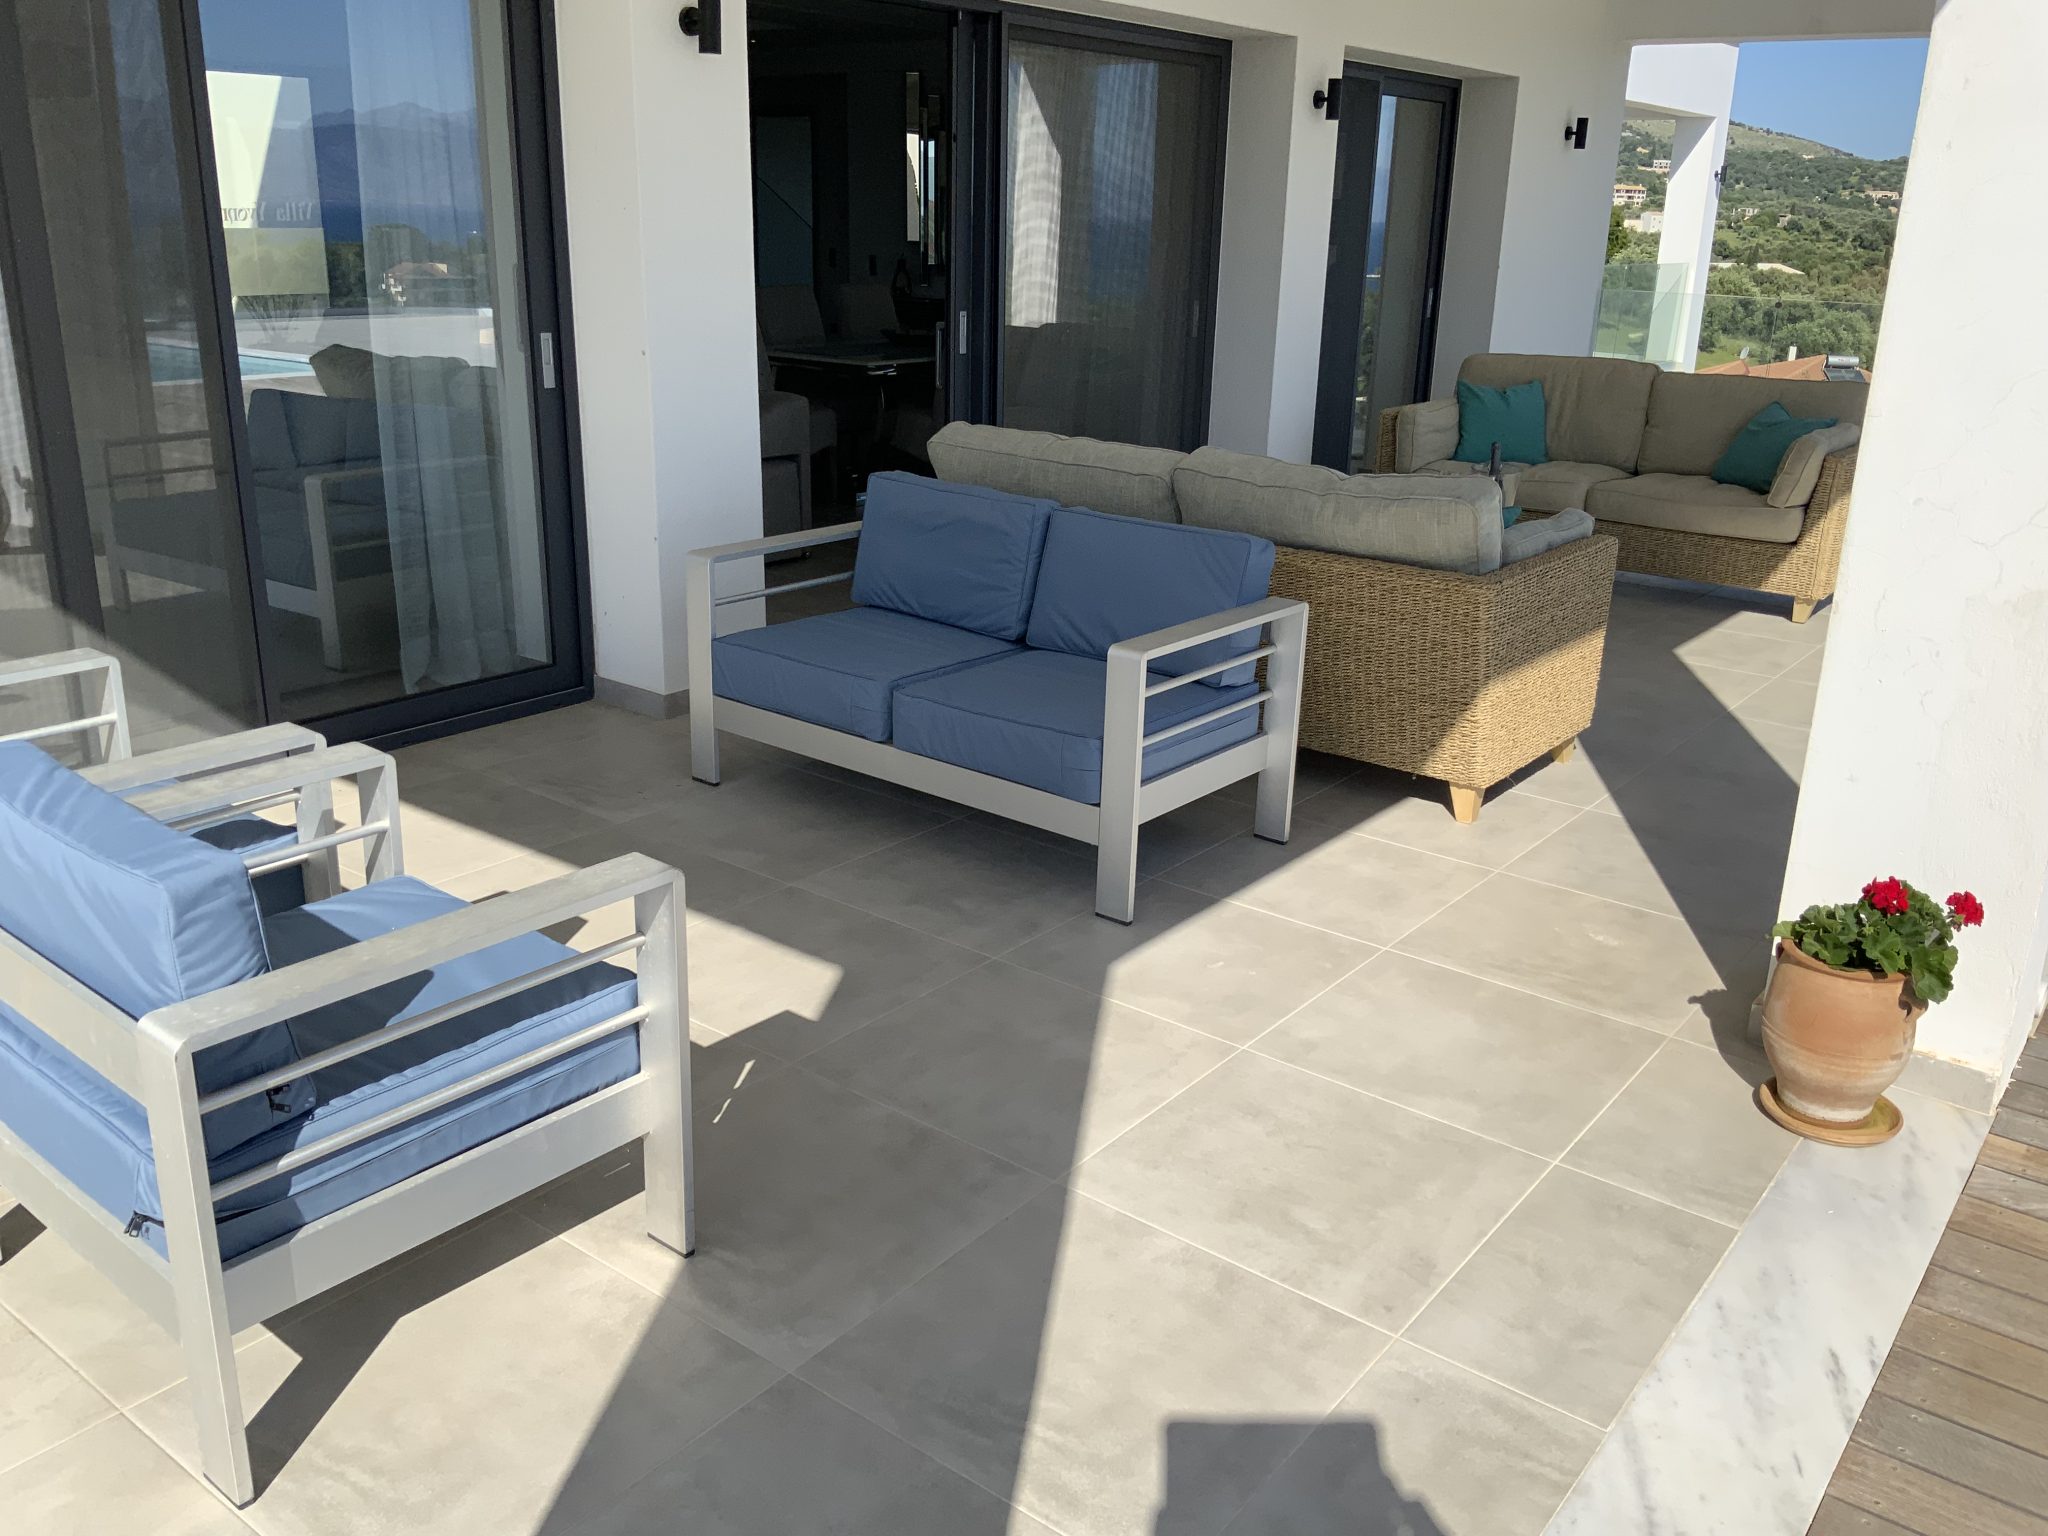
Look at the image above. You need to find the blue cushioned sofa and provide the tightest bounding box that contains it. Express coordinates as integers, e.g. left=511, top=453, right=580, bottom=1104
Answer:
left=0, top=738, right=693, bottom=1508
left=687, top=472, right=1309, bottom=922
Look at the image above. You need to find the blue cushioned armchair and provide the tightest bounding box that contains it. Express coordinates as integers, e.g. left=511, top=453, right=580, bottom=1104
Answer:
left=0, top=736, right=693, bottom=1508
left=687, top=472, right=1309, bottom=922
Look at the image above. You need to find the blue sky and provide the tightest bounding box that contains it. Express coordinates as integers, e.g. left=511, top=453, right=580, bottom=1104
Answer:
left=1731, top=39, right=1929, bottom=159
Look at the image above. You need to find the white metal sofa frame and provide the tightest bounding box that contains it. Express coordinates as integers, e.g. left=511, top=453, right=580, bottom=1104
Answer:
left=686, top=522, right=1309, bottom=923
left=0, top=711, right=694, bottom=1509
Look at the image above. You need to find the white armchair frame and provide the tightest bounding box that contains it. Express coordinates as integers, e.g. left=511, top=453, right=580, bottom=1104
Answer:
left=0, top=742, right=693, bottom=1508
left=687, top=522, right=1308, bottom=923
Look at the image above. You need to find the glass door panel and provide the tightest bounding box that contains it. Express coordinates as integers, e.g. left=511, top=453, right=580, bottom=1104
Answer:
left=1312, top=69, right=1458, bottom=473
left=4, top=0, right=270, bottom=748
left=195, top=0, right=553, bottom=719
left=999, top=24, right=1224, bottom=450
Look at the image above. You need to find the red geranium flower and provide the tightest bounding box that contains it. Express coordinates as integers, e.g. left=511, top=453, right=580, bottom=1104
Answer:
left=1862, top=877, right=1910, bottom=915
left=1946, top=891, right=1985, bottom=928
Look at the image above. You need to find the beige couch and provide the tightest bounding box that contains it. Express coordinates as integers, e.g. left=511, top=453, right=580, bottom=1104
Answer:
left=929, top=423, right=1619, bottom=822
left=1382, top=354, right=1866, bottom=621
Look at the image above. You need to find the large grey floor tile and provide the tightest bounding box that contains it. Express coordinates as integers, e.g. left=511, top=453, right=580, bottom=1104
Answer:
left=806, top=961, right=1234, bottom=1175
left=1504, top=801, right=1788, bottom=933
left=1073, top=1052, right=1544, bottom=1329
left=1225, top=1341, right=1601, bottom=1536
left=1395, top=874, right=1766, bottom=1035
left=1683, top=713, right=1810, bottom=784
left=1163, top=822, right=1489, bottom=946
left=1670, top=627, right=1816, bottom=679
left=1405, top=1167, right=1732, bottom=1426
left=802, top=1189, right=1387, bottom=1536
left=393, top=773, right=618, bottom=881
left=0, top=1416, right=249, bottom=1536
left=1563, top=1040, right=1795, bottom=1225
left=1006, top=879, right=1375, bottom=1043
left=129, top=1214, right=780, bottom=1535
left=1293, top=769, right=1584, bottom=868
left=684, top=888, right=985, bottom=1059
left=0, top=1307, right=114, bottom=1474
left=436, top=818, right=786, bottom=928
left=802, top=818, right=1097, bottom=952
left=524, top=1042, right=1045, bottom=1368
left=1256, top=952, right=1661, bottom=1158
left=1733, top=675, right=1820, bottom=728
left=977, top=793, right=1255, bottom=881
left=654, top=764, right=956, bottom=883
left=583, top=1376, right=1051, bottom=1536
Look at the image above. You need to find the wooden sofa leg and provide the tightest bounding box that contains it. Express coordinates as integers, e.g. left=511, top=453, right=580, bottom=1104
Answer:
left=1790, top=598, right=1817, bottom=624
left=1448, top=785, right=1483, bottom=824
left=1551, top=738, right=1578, bottom=764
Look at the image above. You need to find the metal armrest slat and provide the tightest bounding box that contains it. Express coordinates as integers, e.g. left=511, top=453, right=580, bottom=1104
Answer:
left=712, top=569, right=854, bottom=606
left=208, top=1006, right=650, bottom=1202
left=198, top=933, right=647, bottom=1113
left=0, top=712, right=119, bottom=746
left=1140, top=691, right=1272, bottom=749
left=242, top=820, right=392, bottom=875
left=1143, top=645, right=1277, bottom=696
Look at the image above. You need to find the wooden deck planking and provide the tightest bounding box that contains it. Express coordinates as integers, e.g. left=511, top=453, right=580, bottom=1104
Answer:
left=1811, top=1015, right=2048, bottom=1535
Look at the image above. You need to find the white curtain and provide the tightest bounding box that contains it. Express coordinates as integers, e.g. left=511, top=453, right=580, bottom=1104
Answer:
left=346, top=0, right=514, bottom=691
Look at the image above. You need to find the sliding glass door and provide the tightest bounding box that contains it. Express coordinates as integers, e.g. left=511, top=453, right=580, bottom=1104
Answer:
left=997, top=19, right=1225, bottom=450
left=0, top=0, right=585, bottom=746
left=1311, top=67, right=1458, bottom=473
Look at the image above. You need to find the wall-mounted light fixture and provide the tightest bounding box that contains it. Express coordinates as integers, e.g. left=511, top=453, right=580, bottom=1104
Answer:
left=1311, top=79, right=1342, bottom=121
left=679, top=1, right=722, bottom=52
left=1563, top=115, right=1589, bottom=150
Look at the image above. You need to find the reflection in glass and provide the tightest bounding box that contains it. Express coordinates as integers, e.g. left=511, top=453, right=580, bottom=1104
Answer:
left=198, top=0, right=551, bottom=717
left=1002, top=36, right=1213, bottom=449
left=1347, top=94, right=1446, bottom=472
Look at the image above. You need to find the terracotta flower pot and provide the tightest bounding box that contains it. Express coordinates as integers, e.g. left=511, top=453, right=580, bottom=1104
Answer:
left=1761, top=940, right=1924, bottom=1129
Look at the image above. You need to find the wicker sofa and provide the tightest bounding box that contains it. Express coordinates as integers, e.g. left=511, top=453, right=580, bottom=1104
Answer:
left=1379, top=354, right=1867, bottom=622
left=928, top=423, right=1617, bottom=822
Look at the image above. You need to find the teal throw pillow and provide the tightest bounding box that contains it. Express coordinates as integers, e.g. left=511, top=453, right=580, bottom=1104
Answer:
left=1502, top=506, right=1522, bottom=527
left=1453, top=379, right=1547, bottom=465
left=1711, top=401, right=1837, bottom=494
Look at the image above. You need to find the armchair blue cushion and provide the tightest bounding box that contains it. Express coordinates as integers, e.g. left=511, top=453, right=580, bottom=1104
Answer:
left=892, top=649, right=1262, bottom=803
left=0, top=876, right=639, bottom=1261
left=0, top=742, right=308, bottom=1153
left=850, top=471, right=1057, bottom=640
left=713, top=607, right=1017, bottom=740
left=1024, top=508, right=1275, bottom=687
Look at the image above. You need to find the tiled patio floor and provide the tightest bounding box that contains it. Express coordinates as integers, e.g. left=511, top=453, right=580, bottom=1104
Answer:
left=3, top=581, right=1837, bottom=1534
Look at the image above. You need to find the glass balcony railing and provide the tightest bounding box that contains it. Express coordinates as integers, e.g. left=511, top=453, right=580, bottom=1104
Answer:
left=1593, top=262, right=1884, bottom=373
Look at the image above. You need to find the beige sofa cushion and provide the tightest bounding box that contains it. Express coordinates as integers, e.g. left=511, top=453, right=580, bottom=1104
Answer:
left=1768, top=421, right=1861, bottom=508
left=1392, top=398, right=1460, bottom=472
left=1458, top=354, right=1660, bottom=473
left=1586, top=473, right=1805, bottom=544
left=927, top=422, right=1184, bottom=522
left=1503, top=508, right=1596, bottom=564
left=1173, top=447, right=1503, bottom=574
left=1637, top=372, right=1870, bottom=478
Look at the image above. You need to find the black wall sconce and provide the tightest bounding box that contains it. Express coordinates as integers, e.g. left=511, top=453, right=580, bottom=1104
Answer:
left=1564, top=115, right=1589, bottom=150
left=679, top=1, right=722, bottom=53
left=1312, top=79, right=1342, bottom=121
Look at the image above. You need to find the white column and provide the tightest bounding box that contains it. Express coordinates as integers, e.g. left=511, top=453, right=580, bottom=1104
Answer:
left=1657, top=111, right=1728, bottom=369
left=1778, top=0, right=2048, bottom=1091
left=556, top=0, right=764, bottom=711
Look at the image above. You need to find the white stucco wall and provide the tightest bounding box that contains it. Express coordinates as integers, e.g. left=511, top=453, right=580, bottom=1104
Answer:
left=1776, top=0, right=2048, bottom=1086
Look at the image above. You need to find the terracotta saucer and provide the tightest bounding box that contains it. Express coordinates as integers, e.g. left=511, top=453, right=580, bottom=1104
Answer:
left=1757, top=1079, right=1903, bottom=1146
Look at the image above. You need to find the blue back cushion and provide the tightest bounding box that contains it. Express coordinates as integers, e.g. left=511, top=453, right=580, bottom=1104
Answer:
left=851, top=471, right=1057, bottom=640
left=0, top=742, right=307, bottom=1152
left=1025, top=508, right=1276, bottom=687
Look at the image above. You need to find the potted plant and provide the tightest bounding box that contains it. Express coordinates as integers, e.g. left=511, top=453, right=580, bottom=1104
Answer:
left=1760, top=877, right=1984, bottom=1144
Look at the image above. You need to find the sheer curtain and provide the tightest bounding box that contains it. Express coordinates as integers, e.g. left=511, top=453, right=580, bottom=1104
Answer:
left=345, top=0, right=513, bottom=692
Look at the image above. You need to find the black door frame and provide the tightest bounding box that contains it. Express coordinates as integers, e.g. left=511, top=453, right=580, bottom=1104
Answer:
left=987, top=7, right=1230, bottom=451
left=1310, top=63, right=1459, bottom=472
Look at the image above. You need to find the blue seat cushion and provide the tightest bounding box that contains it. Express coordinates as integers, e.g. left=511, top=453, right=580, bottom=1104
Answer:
left=713, top=607, right=1018, bottom=741
left=1025, top=508, right=1275, bottom=687
left=0, top=877, right=640, bottom=1261
left=0, top=742, right=306, bottom=1152
left=892, top=649, right=1262, bottom=804
left=851, top=471, right=1057, bottom=640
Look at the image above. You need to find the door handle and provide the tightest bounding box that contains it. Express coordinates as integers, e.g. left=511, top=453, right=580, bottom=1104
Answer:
left=539, top=331, right=557, bottom=390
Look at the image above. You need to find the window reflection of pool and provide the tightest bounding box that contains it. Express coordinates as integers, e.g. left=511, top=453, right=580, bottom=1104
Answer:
left=146, top=337, right=314, bottom=382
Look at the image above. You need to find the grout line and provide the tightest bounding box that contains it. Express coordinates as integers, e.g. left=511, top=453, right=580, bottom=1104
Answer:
left=0, top=1398, right=125, bottom=1481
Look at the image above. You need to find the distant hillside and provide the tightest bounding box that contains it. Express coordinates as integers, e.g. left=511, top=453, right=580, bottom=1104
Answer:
left=1610, top=116, right=1906, bottom=369
left=1725, top=122, right=1852, bottom=159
